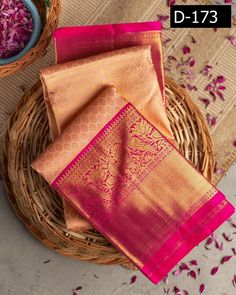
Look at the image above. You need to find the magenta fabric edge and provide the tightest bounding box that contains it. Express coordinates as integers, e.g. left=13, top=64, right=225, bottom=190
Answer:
left=141, top=191, right=235, bottom=284
left=53, top=21, right=162, bottom=39
left=51, top=103, right=131, bottom=187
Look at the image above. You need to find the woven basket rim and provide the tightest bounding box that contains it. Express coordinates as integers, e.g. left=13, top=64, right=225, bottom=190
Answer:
left=0, top=0, right=61, bottom=77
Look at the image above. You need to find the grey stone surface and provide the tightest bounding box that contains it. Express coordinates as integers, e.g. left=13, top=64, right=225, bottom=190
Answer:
left=0, top=165, right=236, bottom=295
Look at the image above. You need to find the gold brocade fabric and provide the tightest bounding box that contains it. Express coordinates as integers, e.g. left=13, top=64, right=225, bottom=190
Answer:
left=40, top=45, right=172, bottom=140
left=40, top=45, right=173, bottom=231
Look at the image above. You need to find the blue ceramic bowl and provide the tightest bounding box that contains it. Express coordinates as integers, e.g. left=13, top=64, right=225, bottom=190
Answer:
left=0, top=0, right=42, bottom=66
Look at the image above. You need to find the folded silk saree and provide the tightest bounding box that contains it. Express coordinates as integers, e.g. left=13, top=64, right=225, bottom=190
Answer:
left=40, top=45, right=173, bottom=231
left=54, top=21, right=165, bottom=102
left=32, top=86, right=234, bottom=284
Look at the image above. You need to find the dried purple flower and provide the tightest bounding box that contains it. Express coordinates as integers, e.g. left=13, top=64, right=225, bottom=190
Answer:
left=0, top=0, right=33, bottom=58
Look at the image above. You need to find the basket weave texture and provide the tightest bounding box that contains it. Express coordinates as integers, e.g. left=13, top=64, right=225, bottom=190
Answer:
left=0, top=0, right=61, bottom=78
left=2, top=78, right=215, bottom=268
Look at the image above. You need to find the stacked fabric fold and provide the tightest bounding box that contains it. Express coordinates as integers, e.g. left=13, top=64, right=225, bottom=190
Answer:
left=31, top=22, right=234, bottom=284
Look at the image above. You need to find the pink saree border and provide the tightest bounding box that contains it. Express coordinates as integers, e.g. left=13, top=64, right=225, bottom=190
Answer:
left=50, top=101, right=234, bottom=284
left=52, top=103, right=131, bottom=187
left=142, top=191, right=235, bottom=284
left=53, top=21, right=162, bottom=40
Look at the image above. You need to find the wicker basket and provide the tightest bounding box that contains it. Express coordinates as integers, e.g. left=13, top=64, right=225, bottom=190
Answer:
left=0, top=0, right=61, bottom=78
left=2, top=78, right=215, bottom=268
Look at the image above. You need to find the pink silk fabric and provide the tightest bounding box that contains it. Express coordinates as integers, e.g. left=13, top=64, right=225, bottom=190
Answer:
left=54, top=21, right=165, bottom=103
left=32, top=86, right=235, bottom=284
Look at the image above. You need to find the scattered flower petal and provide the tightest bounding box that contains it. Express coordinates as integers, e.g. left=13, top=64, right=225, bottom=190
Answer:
left=190, top=36, right=197, bottom=44
left=176, top=290, right=189, bottom=295
left=206, top=113, right=217, bottom=127
left=167, top=0, right=176, bottom=6
left=189, top=260, right=198, bottom=266
left=216, top=75, right=225, bottom=84
left=130, top=275, right=137, bottom=284
left=189, top=58, right=195, bottom=67
left=216, top=90, right=225, bottom=100
left=215, top=239, right=220, bottom=249
left=164, top=66, right=172, bottom=73
left=219, top=242, right=224, bottom=251
left=173, top=286, right=180, bottom=294
left=205, top=84, right=212, bottom=91
left=228, top=218, right=236, bottom=228
left=218, top=85, right=226, bottom=91
left=227, top=36, right=236, bottom=47
left=233, top=140, right=236, bottom=147
left=180, top=262, right=190, bottom=271
left=199, top=284, right=205, bottom=294
left=162, top=274, right=169, bottom=283
left=201, top=65, right=212, bottom=75
left=232, top=275, right=236, bottom=287
left=163, top=287, right=170, bottom=294
left=224, top=0, right=232, bottom=3
left=157, top=15, right=169, bottom=23
left=222, top=233, right=233, bottom=242
left=188, top=270, right=197, bottom=279
left=72, top=286, right=82, bottom=295
left=209, top=90, right=216, bottom=101
left=168, top=55, right=177, bottom=62
left=214, top=164, right=224, bottom=176
left=174, top=287, right=189, bottom=295
left=183, top=45, right=191, bottom=54
left=199, top=98, right=210, bottom=108
left=186, top=83, right=197, bottom=91
left=173, top=269, right=182, bottom=276
left=221, top=255, right=232, bottom=264
left=163, top=38, right=172, bottom=47
left=205, top=236, right=214, bottom=249
left=211, top=266, right=219, bottom=275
